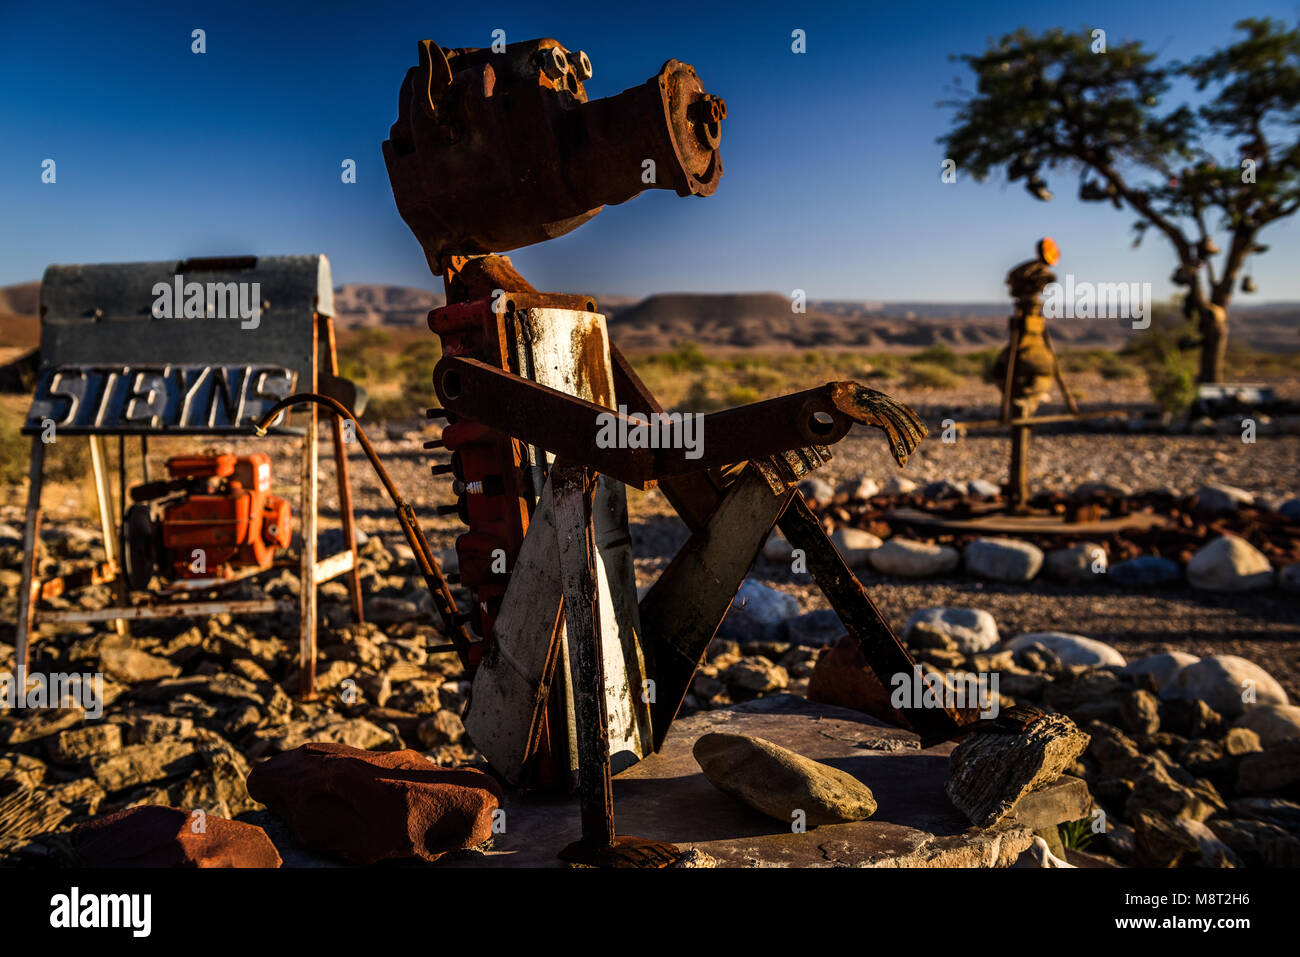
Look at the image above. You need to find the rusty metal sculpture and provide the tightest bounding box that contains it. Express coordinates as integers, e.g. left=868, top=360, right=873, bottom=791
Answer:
left=991, top=238, right=1078, bottom=510
left=263, top=37, right=977, bottom=867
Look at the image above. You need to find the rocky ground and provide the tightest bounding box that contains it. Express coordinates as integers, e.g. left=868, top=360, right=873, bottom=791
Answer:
left=0, top=418, right=1297, bottom=867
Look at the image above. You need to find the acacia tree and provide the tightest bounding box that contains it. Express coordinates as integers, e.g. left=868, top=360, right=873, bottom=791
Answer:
left=942, top=18, right=1300, bottom=383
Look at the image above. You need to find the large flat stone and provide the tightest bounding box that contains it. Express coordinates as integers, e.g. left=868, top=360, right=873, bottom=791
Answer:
left=434, top=695, right=1092, bottom=868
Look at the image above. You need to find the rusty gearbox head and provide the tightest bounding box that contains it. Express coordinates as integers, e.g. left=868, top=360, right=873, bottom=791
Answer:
left=382, top=37, right=725, bottom=274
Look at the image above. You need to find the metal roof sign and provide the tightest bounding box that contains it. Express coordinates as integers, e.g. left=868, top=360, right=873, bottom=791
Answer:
left=23, top=255, right=333, bottom=435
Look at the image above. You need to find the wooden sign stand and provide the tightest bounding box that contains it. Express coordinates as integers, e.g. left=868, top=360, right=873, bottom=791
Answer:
left=12, top=257, right=363, bottom=699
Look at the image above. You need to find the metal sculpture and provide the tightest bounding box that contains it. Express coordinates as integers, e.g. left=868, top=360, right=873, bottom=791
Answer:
left=260, top=37, right=978, bottom=866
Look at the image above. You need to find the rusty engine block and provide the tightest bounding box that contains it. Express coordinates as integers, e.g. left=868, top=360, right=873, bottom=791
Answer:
left=122, top=452, right=292, bottom=588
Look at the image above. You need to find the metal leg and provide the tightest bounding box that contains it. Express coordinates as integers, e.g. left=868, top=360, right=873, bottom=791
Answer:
left=552, top=464, right=615, bottom=848
left=298, top=414, right=318, bottom=698
left=778, top=493, right=976, bottom=746
left=1043, top=328, right=1079, bottom=415
left=88, top=435, right=128, bottom=636
left=14, top=437, right=46, bottom=674
left=330, top=415, right=364, bottom=623
left=1009, top=400, right=1031, bottom=513
left=552, top=463, right=681, bottom=868
left=639, top=463, right=794, bottom=750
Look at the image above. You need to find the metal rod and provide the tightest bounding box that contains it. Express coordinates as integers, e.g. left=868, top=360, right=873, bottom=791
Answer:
left=552, top=463, right=615, bottom=848
left=88, top=434, right=129, bottom=637
left=955, top=410, right=1124, bottom=430
left=14, top=437, right=46, bottom=673
left=252, top=391, right=474, bottom=665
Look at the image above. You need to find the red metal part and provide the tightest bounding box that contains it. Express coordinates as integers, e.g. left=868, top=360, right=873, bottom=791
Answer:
left=427, top=299, right=549, bottom=645
left=156, top=452, right=291, bottom=580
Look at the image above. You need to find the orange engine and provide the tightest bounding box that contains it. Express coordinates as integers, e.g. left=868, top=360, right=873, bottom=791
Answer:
left=123, top=452, right=292, bottom=586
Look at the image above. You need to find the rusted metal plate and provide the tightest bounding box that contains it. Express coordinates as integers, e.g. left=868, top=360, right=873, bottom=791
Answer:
left=508, top=306, right=653, bottom=771
left=640, top=464, right=796, bottom=749
left=33, top=598, right=296, bottom=623
left=779, top=495, right=976, bottom=746
left=464, top=306, right=653, bottom=781
left=434, top=357, right=925, bottom=487
left=23, top=255, right=331, bottom=434
left=464, top=477, right=565, bottom=784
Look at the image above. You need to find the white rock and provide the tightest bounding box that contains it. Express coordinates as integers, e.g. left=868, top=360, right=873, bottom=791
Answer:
left=1044, top=542, right=1108, bottom=584
left=830, top=527, right=883, bottom=569
left=1186, top=536, right=1273, bottom=592
left=762, top=532, right=794, bottom=563
left=1234, top=704, right=1300, bottom=747
left=1122, top=651, right=1200, bottom=690
left=1004, top=632, right=1126, bottom=668
left=1028, top=835, right=1075, bottom=868
left=963, top=538, right=1043, bottom=582
left=868, top=538, right=959, bottom=577
left=838, top=476, right=880, bottom=501
left=1279, top=563, right=1300, bottom=594
left=718, top=579, right=800, bottom=643
left=903, top=607, right=999, bottom=654
left=1194, top=483, right=1254, bottom=512
left=967, top=479, right=1001, bottom=499
left=880, top=476, right=918, bottom=496
left=1160, top=654, right=1289, bottom=717
left=798, top=477, right=834, bottom=507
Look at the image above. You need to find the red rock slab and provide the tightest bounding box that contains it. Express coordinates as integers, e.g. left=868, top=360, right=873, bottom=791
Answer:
left=807, top=634, right=913, bottom=729
left=246, top=742, right=503, bottom=865
left=74, top=805, right=282, bottom=868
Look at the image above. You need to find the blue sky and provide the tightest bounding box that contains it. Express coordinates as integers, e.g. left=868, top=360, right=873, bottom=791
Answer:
left=2, top=0, right=1298, bottom=302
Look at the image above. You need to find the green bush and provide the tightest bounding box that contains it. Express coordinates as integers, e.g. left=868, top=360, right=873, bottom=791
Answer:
left=912, top=344, right=959, bottom=369
left=1059, top=818, right=1094, bottom=851
left=0, top=403, right=92, bottom=488
left=1122, top=311, right=1200, bottom=413
left=654, top=341, right=709, bottom=373
left=905, top=362, right=962, bottom=389
left=681, top=378, right=727, bottom=412
left=723, top=385, right=760, bottom=406
left=0, top=414, right=26, bottom=485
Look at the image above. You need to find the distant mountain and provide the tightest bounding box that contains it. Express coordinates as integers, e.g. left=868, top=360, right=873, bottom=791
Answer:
left=332, top=283, right=443, bottom=329
left=1, top=280, right=1295, bottom=354
left=0, top=281, right=41, bottom=362
left=607, top=292, right=1299, bottom=353
left=0, top=280, right=39, bottom=319
left=607, top=292, right=1107, bottom=352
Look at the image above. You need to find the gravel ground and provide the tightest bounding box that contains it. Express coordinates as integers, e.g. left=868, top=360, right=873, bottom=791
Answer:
left=307, top=424, right=1300, bottom=700
left=6, top=415, right=1297, bottom=698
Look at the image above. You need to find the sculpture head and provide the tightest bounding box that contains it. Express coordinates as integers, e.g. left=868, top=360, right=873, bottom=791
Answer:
left=383, top=38, right=726, bottom=276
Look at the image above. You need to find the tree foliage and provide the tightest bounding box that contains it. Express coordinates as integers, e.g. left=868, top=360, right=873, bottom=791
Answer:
left=942, top=19, right=1300, bottom=382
